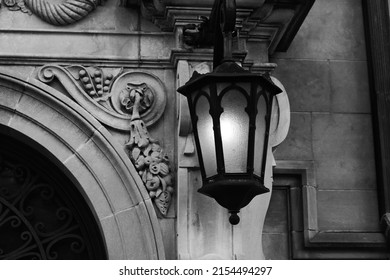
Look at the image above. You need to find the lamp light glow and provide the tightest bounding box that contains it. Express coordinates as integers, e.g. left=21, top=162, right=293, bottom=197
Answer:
left=177, top=61, right=282, bottom=225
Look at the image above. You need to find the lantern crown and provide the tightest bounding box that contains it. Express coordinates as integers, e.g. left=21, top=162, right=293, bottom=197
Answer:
left=178, top=61, right=281, bottom=96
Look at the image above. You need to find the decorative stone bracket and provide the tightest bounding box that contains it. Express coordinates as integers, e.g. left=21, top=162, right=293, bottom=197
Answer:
left=37, top=64, right=173, bottom=216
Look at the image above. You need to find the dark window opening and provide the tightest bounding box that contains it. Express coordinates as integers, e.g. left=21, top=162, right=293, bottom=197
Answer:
left=0, top=132, right=107, bottom=260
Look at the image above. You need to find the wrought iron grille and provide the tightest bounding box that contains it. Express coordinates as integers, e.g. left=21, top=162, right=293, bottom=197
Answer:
left=0, top=134, right=107, bottom=260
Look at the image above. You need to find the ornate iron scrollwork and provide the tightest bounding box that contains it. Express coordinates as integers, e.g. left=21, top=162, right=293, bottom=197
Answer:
left=0, top=136, right=107, bottom=260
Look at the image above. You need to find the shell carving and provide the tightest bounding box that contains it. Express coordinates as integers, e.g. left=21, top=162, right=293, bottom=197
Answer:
left=3, top=0, right=101, bottom=25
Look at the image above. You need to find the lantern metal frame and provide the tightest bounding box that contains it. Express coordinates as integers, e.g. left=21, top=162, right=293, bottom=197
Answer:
left=178, top=0, right=282, bottom=225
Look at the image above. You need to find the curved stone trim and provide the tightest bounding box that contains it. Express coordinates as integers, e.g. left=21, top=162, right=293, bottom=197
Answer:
left=0, top=71, right=166, bottom=259
left=269, top=76, right=290, bottom=147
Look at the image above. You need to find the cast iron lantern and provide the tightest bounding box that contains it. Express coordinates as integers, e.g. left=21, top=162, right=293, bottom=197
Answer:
left=177, top=0, right=282, bottom=225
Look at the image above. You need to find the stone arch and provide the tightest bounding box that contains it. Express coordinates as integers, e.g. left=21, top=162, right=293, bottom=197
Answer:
left=0, top=71, right=165, bottom=259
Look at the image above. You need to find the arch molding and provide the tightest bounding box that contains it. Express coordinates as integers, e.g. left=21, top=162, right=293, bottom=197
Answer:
left=0, top=72, right=165, bottom=259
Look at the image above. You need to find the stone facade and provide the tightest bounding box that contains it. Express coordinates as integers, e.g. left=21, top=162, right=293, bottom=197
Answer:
left=268, top=0, right=387, bottom=259
left=0, top=0, right=388, bottom=259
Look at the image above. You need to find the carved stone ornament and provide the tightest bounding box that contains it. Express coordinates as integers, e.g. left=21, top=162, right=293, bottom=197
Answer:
left=37, top=65, right=167, bottom=130
left=125, top=93, right=173, bottom=216
left=37, top=64, right=172, bottom=216
left=1, top=0, right=102, bottom=25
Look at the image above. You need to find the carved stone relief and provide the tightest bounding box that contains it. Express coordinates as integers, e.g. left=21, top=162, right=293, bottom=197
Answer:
left=37, top=65, right=173, bottom=217
left=38, top=65, right=166, bottom=129
left=126, top=108, right=174, bottom=216
left=1, top=0, right=102, bottom=25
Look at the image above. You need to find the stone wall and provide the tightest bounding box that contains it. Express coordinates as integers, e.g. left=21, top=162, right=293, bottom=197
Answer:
left=270, top=0, right=383, bottom=257
left=0, top=0, right=386, bottom=260
left=0, top=1, right=178, bottom=259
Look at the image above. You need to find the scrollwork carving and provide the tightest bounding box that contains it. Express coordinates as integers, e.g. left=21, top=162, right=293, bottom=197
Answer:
left=37, top=64, right=173, bottom=216
left=1, top=0, right=101, bottom=26
left=37, top=65, right=166, bottom=130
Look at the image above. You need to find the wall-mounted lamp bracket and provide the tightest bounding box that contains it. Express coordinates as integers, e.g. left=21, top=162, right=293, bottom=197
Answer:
left=183, top=0, right=237, bottom=68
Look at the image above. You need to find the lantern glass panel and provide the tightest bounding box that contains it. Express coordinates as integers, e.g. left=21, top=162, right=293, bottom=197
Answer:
left=196, top=94, right=217, bottom=178
left=220, top=89, right=249, bottom=173
left=254, top=94, right=267, bottom=177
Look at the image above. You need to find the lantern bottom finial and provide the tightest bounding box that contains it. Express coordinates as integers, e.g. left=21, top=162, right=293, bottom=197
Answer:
left=229, top=211, right=240, bottom=225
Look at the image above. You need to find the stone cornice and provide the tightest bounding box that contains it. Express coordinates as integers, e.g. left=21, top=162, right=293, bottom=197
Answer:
left=169, top=48, right=247, bottom=67
left=126, top=0, right=315, bottom=54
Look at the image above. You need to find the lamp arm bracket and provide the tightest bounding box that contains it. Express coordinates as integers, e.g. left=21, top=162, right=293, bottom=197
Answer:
left=182, top=0, right=237, bottom=60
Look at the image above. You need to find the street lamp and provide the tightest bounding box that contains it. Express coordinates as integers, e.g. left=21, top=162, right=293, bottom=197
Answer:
left=177, top=0, right=282, bottom=225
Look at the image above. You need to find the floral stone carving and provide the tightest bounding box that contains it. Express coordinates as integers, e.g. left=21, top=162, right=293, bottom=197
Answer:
left=125, top=90, right=173, bottom=216
left=1, top=0, right=101, bottom=26
left=37, top=64, right=172, bottom=216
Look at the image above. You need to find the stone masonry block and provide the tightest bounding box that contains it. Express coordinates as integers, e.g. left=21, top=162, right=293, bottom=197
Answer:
left=330, top=60, right=371, bottom=113
left=63, top=154, right=113, bottom=219
left=272, top=0, right=367, bottom=60
left=115, top=206, right=155, bottom=259
left=15, top=93, right=92, bottom=152
left=318, top=190, right=380, bottom=231
left=271, top=59, right=330, bottom=112
left=75, top=135, right=138, bottom=212
left=312, top=113, right=377, bottom=190
left=274, top=112, right=313, bottom=160
left=100, top=215, right=125, bottom=260
left=8, top=114, right=75, bottom=163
